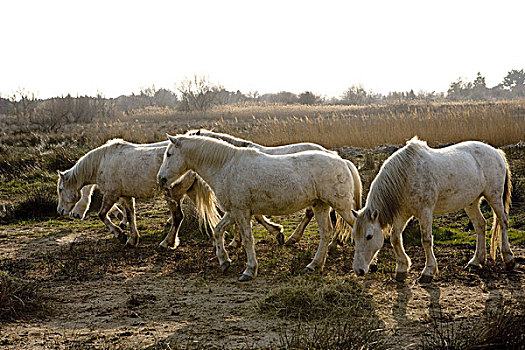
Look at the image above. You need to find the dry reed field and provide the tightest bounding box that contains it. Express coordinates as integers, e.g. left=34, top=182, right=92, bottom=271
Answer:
left=99, top=100, right=525, bottom=148
left=0, top=100, right=524, bottom=349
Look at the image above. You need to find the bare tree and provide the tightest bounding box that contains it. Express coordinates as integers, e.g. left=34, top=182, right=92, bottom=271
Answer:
left=30, top=98, right=70, bottom=132
left=177, top=75, right=223, bottom=111
left=7, top=88, right=38, bottom=124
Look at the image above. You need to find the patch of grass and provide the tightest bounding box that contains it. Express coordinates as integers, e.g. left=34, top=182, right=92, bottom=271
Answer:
left=508, top=228, right=525, bottom=245
left=256, top=275, right=386, bottom=349
left=256, top=275, right=375, bottom=320
left=0, top=271, right=48, bottom=321
left=0, top=183, right=58, bottom=223
left=433, top=226, right=476, bottom=246
left=278, top=319, right=387, bottom=350
left=421, top=308, right=525, bottom=350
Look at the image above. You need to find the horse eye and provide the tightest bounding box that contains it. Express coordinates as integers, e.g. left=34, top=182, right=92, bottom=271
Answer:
left=166, top=152, right=171, bottom=158
left=366, top=234, right=373, bottom=241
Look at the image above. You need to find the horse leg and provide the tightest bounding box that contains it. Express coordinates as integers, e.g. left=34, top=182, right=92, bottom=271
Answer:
left=328, top=209, right=348, bottom=252
left=108, top=200, right=127, bottom=228
left=390, top=216, right=412, bottom=281
left=418, top=211, right=438, bottom=283
left=286, top=207, right=314, bottom=245
left=485, top=195, right=514, bottom=269
left=71, top=185, right=95, bottom=219
left=235, top=211, right=258, bottom=281
left=98, top=194, right=126, bottom=244
left=254, top=215, right=284, bottom=245
left=213, top=212, right=233, bottom=272
left=120, top=197, right=139, bottom=247
left=464, top=198, right=487, bottom=268
left=228, top=225, right=242, bottom=249
left=159, top=198, right=183, bottom=249
left=305, top=202, right=332, bottom=272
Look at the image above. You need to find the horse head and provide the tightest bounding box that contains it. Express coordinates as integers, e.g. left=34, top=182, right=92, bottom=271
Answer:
left=56, top=170, right=82, bottom=216
left=352, top=208, right=385, bottom=276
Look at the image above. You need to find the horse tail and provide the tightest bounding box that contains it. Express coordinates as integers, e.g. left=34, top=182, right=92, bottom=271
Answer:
left=490, top=151, right=512, bottom=261
left=345, top=160, right=362, bottom=210
left=332, top=160, right=362, bottom=243
left=190, top=174, right=222, bottom=236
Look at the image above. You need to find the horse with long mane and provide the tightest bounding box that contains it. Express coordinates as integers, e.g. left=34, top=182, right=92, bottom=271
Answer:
left=57, top=139, right=221, bottom=248
left=352, top=137, right=514, bottom=283
left=157, top=134, right=358, bottom=281
left=186, top=129, right=363, bottom=247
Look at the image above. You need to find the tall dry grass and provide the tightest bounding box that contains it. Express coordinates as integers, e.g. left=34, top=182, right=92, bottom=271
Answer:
left=215, top=101, right=525, bottom=148
left=3, top=100, right=524, bottom=148
left=84, top=100, right=525, bottom=148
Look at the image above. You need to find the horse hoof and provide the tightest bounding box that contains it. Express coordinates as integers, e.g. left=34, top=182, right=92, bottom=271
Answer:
left=239, top=273, right=253, bottom=282
left=300, top=266, right=315, bottom=274
left=221, top=261, right=231, bottom=273
left=369, top=264, right=378, bottom=273
left=395, top=272, right=407, bottom=282
left=228, top=240, right=241, bottom=249
left=465, top=262, right=482, bottom=271
left=117, top=232, right=127, bottom=244
left=159, top=242, right=176, bottom=250
left=125, top=236, right=138, bottom=247
left=275, top=232, right=285, bottom=246
left=418, top=274, right=433, bottom=284
left=505, top=259, right=516, bottom=271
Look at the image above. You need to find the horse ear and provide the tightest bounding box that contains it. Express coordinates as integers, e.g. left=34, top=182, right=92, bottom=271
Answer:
left=370, top=209, right=379, bottom=222
left=167, top=134, right=182, bottom=148
left=57, top=170, right=65, bottom=177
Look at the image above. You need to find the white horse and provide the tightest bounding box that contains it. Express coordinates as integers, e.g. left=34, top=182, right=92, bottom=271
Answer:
left=157, top=134, right=358, bottom=281
left=68, top=132, right=361, bottom=249
left=352, top=137, right=514, bottom=283
left=185, top=129, right=363, bottom=248
left=57, top=139, right=220, bottom=248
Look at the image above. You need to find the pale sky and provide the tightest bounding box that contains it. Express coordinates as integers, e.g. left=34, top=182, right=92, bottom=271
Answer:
left=1, top=0, right=524, bottom=99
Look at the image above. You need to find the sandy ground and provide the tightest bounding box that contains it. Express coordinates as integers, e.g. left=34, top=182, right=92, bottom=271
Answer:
left=1, top=214, right=524, bottom=349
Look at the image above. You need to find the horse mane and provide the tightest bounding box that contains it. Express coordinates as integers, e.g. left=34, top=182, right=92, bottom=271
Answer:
left=180, top=135, right=259, bottom=169
left=186, top=129, right=258, bottom=148
left=66, top=138, right=127, bottom=186
left=363, top=137, right=428, bottom=229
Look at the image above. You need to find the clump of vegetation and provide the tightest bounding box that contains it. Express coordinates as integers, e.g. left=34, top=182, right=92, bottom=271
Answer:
left=257, top=275, right=373, bottom=320
left=1, top=184, right=57, bottom=223
left=0, top=271, right=48, bottom=321
left=421, top=308, right=525, bottom=350
left=257, top=275, right=385, bottom=349
left=279, top=319, right=387, bottom=350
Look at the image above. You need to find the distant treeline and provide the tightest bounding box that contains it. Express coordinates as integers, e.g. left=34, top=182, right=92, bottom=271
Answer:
left=1, top=69, right=524, bottom=131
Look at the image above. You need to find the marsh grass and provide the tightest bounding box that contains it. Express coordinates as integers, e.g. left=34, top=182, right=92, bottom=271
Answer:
left=256, top=275, right=386, bottom=349
left=1, top=183, right=57, bottom=223
left=0, top=271, right=49, bottom=321
left=421, top=308, right=525, bottom=350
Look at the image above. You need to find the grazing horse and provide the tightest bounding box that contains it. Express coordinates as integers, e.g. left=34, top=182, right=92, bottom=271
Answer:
left=157, top=134, right=358, bottom=281
left=57, top=139, right=220, bottom=247
left=352, top=137, right=514, bottom=283
left=185, top=129, right=363, bottom=248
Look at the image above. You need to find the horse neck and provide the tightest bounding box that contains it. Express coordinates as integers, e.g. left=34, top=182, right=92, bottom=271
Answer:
left=70, top=149, right=100, bottom=188
left=181, top=140, right=238, bottom=189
